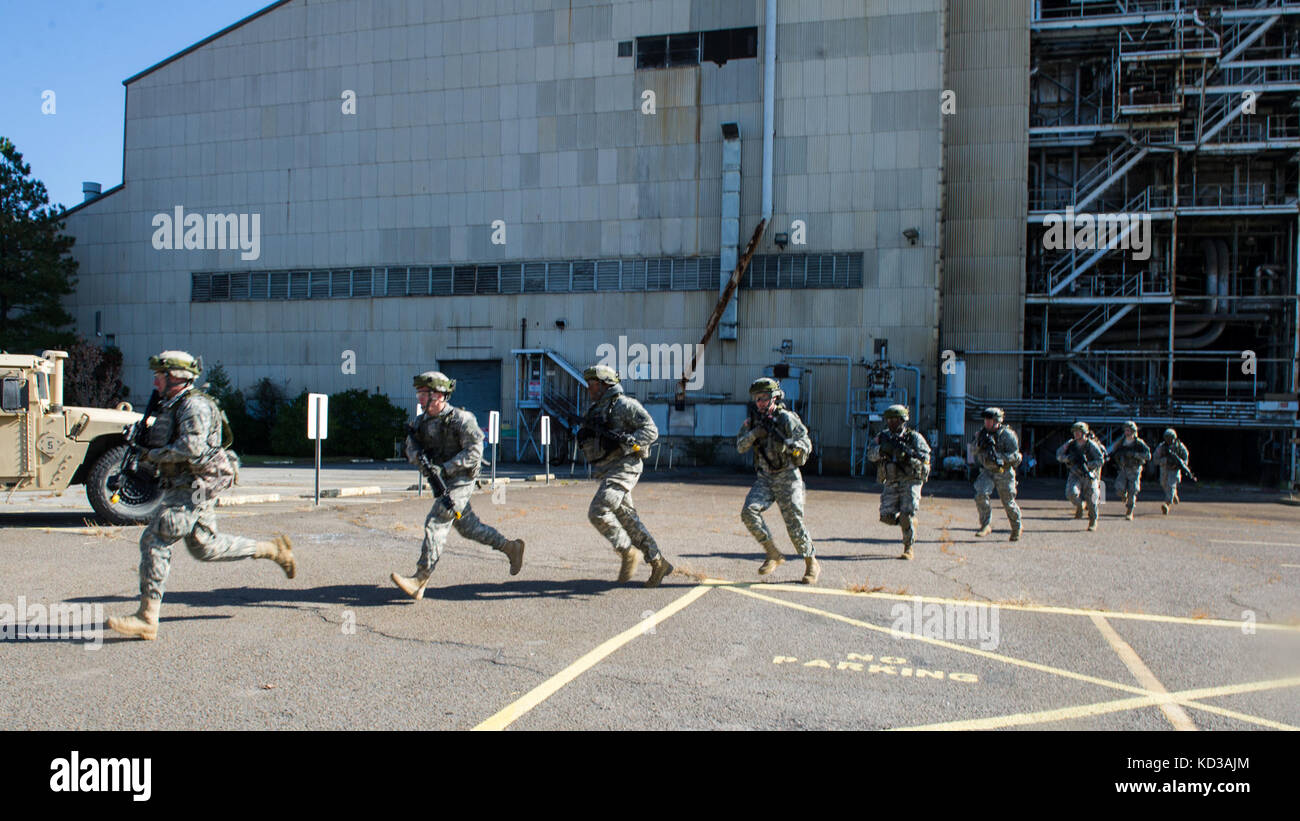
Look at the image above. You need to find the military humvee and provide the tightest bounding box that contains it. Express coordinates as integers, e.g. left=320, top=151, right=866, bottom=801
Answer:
left=0, top=350, right=162, bottom=524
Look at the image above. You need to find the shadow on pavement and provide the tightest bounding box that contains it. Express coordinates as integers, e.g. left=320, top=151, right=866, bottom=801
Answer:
left=0, top=511, right=131, bottom=529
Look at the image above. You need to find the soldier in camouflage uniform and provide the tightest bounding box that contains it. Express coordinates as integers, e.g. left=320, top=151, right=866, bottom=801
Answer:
left=1152, top=428, right=1193, bottom=515
left=579, top=364, right=673, bottom=587
left=106, top=351, right=296, bottom=641
left=392, top=371, right=525, bottom=599
left=1056, top=421, right=1106, bottom=531
left=1108, top=421, right=1151, bottom=521
left=737, top=377, right=818, bottom=583
left=971, top=407, right=1023, bottom=541
left=867, top=404, right=931, bottom=560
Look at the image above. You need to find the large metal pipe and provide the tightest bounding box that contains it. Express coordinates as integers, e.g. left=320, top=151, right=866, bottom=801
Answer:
left=762, top=0, right=775, bottom=222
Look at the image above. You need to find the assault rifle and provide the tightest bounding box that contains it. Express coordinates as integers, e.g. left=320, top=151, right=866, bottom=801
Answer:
left=108, top=390, right=162, bottom=505
left=878, top=429, right=925, bottom=464
left=1166, top=449, right=1198, bottom=483
left=747, top=404, right=807, bottom=464
left=576, top=417, right=640, bottom=457
left=1066, top=438, right=1104, bottom=477
left=977, top=429, right=1005, bottom=469
left=408, top=424, right=461, bottom=520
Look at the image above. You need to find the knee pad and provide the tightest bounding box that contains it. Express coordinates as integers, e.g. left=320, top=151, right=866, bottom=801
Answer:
left=880, top=513, right=898, bottom=526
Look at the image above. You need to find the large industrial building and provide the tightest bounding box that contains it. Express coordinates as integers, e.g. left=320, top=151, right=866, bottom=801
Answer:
left=58, top=0, right=1298, bottom=481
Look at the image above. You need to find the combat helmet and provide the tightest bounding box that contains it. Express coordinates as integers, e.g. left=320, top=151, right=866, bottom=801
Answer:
left=982, top=407, right=1004, bottom=422
left=883, top=404, right=910, bottom=420
left=1071, top=421, right=1090, bottom=434
left=148, top=350, right=201, bottom=380
left=749, top=377, right=784, bottom=401
left=583, top=364, right=619, bottom=385
left=1122, top=420, right=1138, bottom=433
left=413, top=371, right=455, bottom=394
left=1164, top=428, right=1178, bottom=441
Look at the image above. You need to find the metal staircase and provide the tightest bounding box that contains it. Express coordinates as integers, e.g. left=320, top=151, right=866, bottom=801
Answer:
left=1072, top=140, right=1151, bottom=211
left=513, top=349, right=588, bottom=462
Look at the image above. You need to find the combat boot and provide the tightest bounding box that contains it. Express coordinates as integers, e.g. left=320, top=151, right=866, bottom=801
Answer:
left=500, top=539, right=526, bottom=575
left=645, top=556, right=674, bottom=588
left=255, top=534, right=296, bottom=578
left=391, top=568, right=433, bottom=600
left=106, top=597, right=161, bottom=641
left=1161, top=503, right=1169, bottom=515
left=1125, top=507, right=1134, bottom=521
left=617, top=548, right=641, bottom=582
left=900, top=545, right=914, bottom=560
left=1073, top=505, right=1084, bottom=519
left=801, top=556, right=821, bottom=584
left=758, top=540, right=786, bottom=576
left=1009, top=523, right=1021, bottom=542
left=976, top=524, right=993, bottom=537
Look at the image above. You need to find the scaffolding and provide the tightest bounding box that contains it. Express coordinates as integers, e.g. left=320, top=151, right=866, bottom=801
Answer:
left=1016, top=0, right=1300, bottom=483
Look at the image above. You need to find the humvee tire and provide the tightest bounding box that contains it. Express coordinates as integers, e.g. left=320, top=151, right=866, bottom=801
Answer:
left=86, top=444, right=163, bottom=525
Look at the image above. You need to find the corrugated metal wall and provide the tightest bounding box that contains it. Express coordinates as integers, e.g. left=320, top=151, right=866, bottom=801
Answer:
left=940, top=0, right=1029, bottom=403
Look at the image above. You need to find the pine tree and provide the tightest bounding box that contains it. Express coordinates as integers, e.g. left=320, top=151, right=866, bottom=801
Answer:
left=0, top=136, right=78, bottom=353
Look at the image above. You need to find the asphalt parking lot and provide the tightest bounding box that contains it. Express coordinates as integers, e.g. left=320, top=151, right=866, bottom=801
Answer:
left=2, top=466, right=1297, bottom=731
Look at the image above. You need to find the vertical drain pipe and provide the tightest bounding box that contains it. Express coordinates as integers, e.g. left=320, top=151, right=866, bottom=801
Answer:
left=762, top=0, right=775, bottom=225
left=720, top=124, right=742, bottom=341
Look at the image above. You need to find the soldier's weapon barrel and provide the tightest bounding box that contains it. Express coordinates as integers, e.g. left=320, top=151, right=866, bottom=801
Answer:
left=109, top=389, right=162, bottom=504
left=417, top=453, right=461, bottom=519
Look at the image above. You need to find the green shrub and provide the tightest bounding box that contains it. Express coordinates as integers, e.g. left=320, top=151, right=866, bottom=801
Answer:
left=269, top=388, right=407, bottom=459
left=205, top=366, right=285, bottom=455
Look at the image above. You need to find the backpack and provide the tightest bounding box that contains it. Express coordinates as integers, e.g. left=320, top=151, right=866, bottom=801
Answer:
left=184, top=391, right=239, bottom=500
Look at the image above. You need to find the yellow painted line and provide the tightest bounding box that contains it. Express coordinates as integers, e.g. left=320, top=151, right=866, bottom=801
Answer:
left=746, top=582, right=1300, bottom=632
left=895, top=676, right=1300, bottom=731
left=724, top=586, right=1151, bottom=697
left=895, top=694, right=1166, bottom=731
left=472, top=584, right=713, bottom=731
left=1090, top=614, right=1196, bottom=731
left=1174, top=699, right=1299, bottom=731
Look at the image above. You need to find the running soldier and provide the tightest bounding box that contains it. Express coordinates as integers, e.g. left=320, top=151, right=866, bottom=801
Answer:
left=579, top=365, right=674, bottom=587
left=971, top=407, right=1023, bottom=541
left=1152, top=428, right=1194, bottom=515
left=867, top=404, right=931, bottom=560
left=1109, top=421, right=1151, bottom=520
left=1056, top=421, right=1106, bottom=531
left=737, top=377, right=818, bottom=583
left=106, top=351, right=296, bottom=640
left=391, top=371, right=525, bottom=599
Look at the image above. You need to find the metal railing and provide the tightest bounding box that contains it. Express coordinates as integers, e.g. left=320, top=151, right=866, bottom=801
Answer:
left=1177, top=181, right=1298, bottom=208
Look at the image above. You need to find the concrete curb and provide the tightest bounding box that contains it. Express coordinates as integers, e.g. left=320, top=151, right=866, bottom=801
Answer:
left=311, top=486, right=383, bottom=498
left=218, top=493, right=283, bottom=506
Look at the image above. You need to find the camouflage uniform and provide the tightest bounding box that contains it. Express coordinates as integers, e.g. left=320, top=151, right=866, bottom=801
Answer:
left=137, top=387, right=265, bottom=600
left=108, top=351, right=293, bottom=641
left=868, top=413, right=931, bottom=556
left=737, top=402, right=814, bottom=559
left=1109, top=427, right=1152, bottom=518
left=1153, top=435, right=1191, bottom=509
left=582, top=382, right=661, bottom=563
left=972, top=421, right=1023, bottom=538
left=405, top=403, right=516, bottom=573
left=1057, top=431, right=1106, bottom=529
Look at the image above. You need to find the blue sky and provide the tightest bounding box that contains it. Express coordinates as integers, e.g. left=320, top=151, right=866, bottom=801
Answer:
left=1, top=0, right=273, bottom=210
